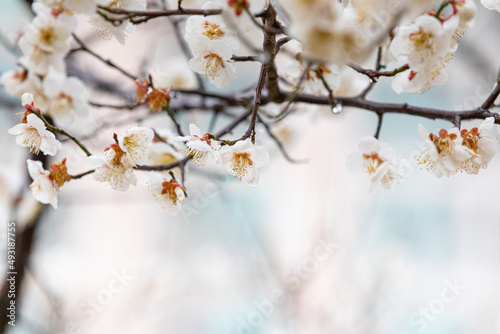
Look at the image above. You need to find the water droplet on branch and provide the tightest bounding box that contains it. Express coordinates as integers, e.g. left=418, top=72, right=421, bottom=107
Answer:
left=331, top=103, right=343, bottom=114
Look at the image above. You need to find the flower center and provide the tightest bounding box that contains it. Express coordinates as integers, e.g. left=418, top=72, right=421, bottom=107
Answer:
left=23, top=128, right=43, bottom=155
left=230, top=152, right=253, bottom=179
left=49, top=159, right=71, bottom=189
left=161, top=180, right=180, bottom=204
left=107, top=143, right=126, bottom=167
left=430, top=129, right=457, bottom=154
left=203, top=53, right=226, bottom=79
left=40, top=27, right=56, bottom=46
left=409, top=28, right=434, bottom=52
left=51, top=93, right=73, bottom=116
left=146, top=88, right=170, bottom=113
left=461, top=127, right=480, bottom=153
left=363, top=152, right=384, bottom=174
left=203, top=21, right=225, bottom=40
left=182, top=146, right=208, bottom=166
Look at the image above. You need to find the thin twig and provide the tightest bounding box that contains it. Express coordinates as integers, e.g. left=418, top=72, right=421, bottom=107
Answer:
left=72, top=34, right=137, bottom=81
left=481, top=81, right=500, bottom=110
left=97, top=6, right=222, bottom=25
left=374, top=113, right=383, bottom=139
left=71, top=169, right=95, bottom=179
left=257, top=115, right=307, bottom=164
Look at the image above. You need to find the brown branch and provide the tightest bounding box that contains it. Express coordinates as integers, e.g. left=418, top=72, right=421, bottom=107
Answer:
left=71, top=169, right=95, bottom=179
left=262, top=4, right=282, bottom=102
left=72, top=34, right=137, bottom=81
left=359, top=63, right=410, bottom=79
left=481, top=80, right=500, bottom=110
left=97, top=6, right=222, bottom=25
left=89, top=102, right=140, bottom=110
left=292, top=93, right=500, bottom=124
left=374, top=113, right=384, bottom=139
left=135, top=108, right=254, bottom=171
left=231, top=55, right=260, bottom=62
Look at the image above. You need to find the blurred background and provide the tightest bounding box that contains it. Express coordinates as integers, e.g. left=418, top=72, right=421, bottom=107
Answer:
left=1, top=0, right=500, bottom=333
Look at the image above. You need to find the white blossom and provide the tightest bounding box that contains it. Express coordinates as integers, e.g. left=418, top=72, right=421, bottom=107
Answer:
left=87, top=144, right=137, bottom=191
left=8, top=113, right=61, bottom=156
left=346, top=136, right=412, bottom=192
left=285, top=54, right=340, bottom=96
left=459, top=117, right=498, bottom=175
left=390, top=14, right=458, bottom=93
left=220, top=139, right=269, bottom=187
left=481, top=0, right=500, bottom=12
left=184, top=4, right=239, bottom=53
left=42, top=67, right=89, bottom=127
left=118, top=126, right=154, bottom=166
left=456, top=0, right=477, bottom=37
left=90, top=0, right=146, bottom=44
left=18, top=3, right=77, bottom=75
left=27, top=159, right=58, bottom=208
left=147, top=172, right=185, bottom=215
left=416, top=124, right=471, bottom=178
left=188, top=36, right=237, bottom=88
left=1, top=70, right=40, bottom=98
left=21, top=92, right=34, bottom=107
left=37, top=0, right=97, bottom=15
left=174, top=124, right=221, bottom=166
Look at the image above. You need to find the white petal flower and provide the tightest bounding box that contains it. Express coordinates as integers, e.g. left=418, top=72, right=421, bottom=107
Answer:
left=21, top=93, right=34, bottom=107
left=8, top=114, right=61, bottom=156
left=285, top=54, right=340, bottom=96
left=184, top=5, right=239, bottom=53
left=287, top=3, right=369, bottom=65
left=42, top=67, right=89, bottom=127
left=389, top=14, right=459, bottom=93
left=38, top=0, right=97, bottom=15
left=456, top=0, right=477, bottom=36
left=147, top=172, right=185, bottom=215
left=118, top=126, right=154, bottom=165
left=174, top=124, right=221, bottom=166
left=390, top=15, right=455, bottom=70
left=220, top=139, right=269, bottom=187
left=346, top=136, right=412, bottom=192
left=87, top=144, right=137, bottom=191
left=188, top=37, right=236, bottom=88
left=481, top=0, right=500, bottom=12
left=459, top=117, right=498, bottom=174
left=27, top=159, right=58, bottom=208
left=1, top=70, right=40, bottom=98
left=18, top=3, right=77, bottom=74
left=90, top=0, right=146, bottom=44
left=391, top=68, right=448, bottom=94
left=416, top=124, right=471, bottom=178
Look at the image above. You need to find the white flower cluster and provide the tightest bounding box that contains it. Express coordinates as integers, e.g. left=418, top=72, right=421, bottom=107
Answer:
left=417, top=118, right=497, bottom=178
left=281, top=0, right=431, bottom=66
left=8, top=93, right=62, bottom=156
left=175, top=124, right=269, bottom=187
left=285, top=49, right=341, bottom=97
left=347, top=137, right=413, bottom=192
left=1, top=0, right=147, bottom=126
left=390, top=1, right=477, bottom=94
left=347, top=118, right=498, bottom=191
left=87, top=123, right=268, bottom=214
left=88, top=126, right=154, bottom=192
left=184, top=2, right=240, bottom=88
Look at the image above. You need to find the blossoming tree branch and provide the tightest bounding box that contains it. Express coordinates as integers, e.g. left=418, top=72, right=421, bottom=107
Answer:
left=3, top=0, right=500, bottom=214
